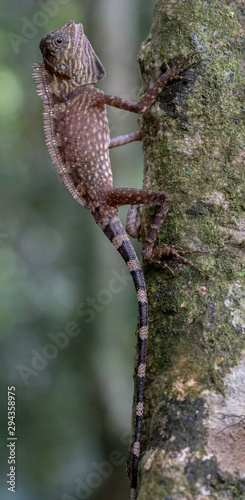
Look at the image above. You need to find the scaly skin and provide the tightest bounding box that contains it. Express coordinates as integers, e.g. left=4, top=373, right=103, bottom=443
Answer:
left=33, top=20, right=203, bottom=499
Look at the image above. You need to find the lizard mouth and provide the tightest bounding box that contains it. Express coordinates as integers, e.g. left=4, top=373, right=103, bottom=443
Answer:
left=73, top=23, right=81, bottom=55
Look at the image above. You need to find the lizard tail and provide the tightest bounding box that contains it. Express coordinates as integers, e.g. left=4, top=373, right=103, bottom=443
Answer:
left=100, top=215, right=148, bottom=500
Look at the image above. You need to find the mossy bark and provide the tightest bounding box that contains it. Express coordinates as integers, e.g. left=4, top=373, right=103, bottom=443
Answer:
left=136, top=1, right=245, bottom=498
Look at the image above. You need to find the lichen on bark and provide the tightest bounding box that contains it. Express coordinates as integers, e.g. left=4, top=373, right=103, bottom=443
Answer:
left=135, top=0, right=245, bottom=498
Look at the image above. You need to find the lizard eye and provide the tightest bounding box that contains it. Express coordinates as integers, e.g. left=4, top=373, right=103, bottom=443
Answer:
left=53, top=35, right=64, bottom=47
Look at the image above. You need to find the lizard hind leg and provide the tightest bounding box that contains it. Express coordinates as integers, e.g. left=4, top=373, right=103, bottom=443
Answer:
left=142, top=204, right=208, bottom=276
left=100, top=186, right=207, bottom=276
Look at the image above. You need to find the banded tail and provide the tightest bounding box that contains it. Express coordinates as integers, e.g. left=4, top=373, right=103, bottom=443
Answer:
left=99, top=215, right=148, bottom=500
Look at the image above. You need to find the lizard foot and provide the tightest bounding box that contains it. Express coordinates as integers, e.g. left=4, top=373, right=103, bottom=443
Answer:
left=163, top=51, right=203, bottom=83
left=142, top=244, right=209, bottom=277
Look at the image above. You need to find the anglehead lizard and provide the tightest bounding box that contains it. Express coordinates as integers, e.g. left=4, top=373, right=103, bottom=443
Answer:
left=33, top=20, right=203, bottom=499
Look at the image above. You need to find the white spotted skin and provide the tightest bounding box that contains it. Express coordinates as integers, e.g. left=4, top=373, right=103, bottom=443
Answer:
left=138, top=363, right=146, bottom=378
left=137, top=289, right=148, bottom=303
left=130, top=488, right=137, bottom=500
left=139, top=326, right=148, bottom=340
left=52, top=86, right=113, bottom=209
left=133, top=441, right=140, bottom=458
left=127, top=259, right=141, bottom=272
left=136, top=402, right=144, bottom=417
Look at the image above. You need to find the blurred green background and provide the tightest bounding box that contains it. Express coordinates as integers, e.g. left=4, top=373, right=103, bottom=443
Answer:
left=0, top=0, right=154, bottom=498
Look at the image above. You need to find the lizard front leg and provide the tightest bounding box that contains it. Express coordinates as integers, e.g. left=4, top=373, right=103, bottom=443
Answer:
left=101, top=53, right=201, bottom=114
left=109, top=131, right=142, bottom=149
left=100, top=187, right=206, bottom=275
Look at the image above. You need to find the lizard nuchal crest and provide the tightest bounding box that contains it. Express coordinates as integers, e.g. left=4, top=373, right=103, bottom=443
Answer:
left=33, top=20, right=203, bottom=499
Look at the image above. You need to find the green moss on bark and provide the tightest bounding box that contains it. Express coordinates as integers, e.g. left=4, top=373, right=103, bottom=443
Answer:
left=135, top=0, right=245, bottom=498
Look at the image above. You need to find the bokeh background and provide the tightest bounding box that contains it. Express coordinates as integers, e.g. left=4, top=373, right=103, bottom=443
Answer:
left=0, top=0, right=155, bottom=498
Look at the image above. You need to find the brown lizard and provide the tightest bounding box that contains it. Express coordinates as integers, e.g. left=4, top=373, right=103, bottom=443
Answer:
left=33, top=20, right=203, bottom=500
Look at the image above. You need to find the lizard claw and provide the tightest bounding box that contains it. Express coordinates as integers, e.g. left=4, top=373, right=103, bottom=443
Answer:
left=162, top=59, right=171, bottom=72
left=175, top=76, right=192, bottom=81
left=143, top=244, right=209, bottom=278
left=165, top=51, right=203, bottom=82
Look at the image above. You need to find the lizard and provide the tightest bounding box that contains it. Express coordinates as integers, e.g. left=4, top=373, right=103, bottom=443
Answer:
left=33, top=20, right=203, bottom=500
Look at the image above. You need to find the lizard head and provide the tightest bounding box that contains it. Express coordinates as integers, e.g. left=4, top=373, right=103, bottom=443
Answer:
left=39, top=20, right=106, bottom=85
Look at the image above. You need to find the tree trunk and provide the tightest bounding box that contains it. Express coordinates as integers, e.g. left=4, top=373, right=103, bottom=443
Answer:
left=136, top=1, right=245, bottom=498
